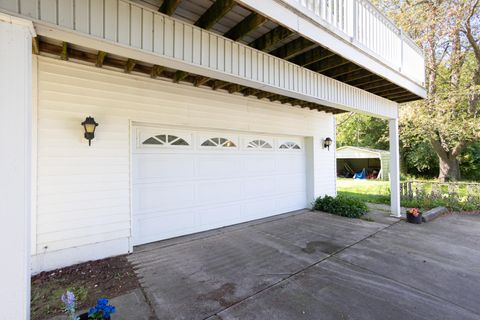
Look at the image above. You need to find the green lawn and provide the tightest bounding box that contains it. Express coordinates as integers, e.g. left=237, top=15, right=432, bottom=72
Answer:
left=337, top=178, right=479, bottom=211
left=337, top=178, right=390, bottom=205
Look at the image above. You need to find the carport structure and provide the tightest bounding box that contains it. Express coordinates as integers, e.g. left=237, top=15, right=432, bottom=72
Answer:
left=337, top=146, right=390, bottom=180
left=0, top=0, right=425, bottom=317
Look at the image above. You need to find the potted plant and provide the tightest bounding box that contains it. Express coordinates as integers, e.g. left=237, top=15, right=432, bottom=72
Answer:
left=406, top=208, right=422, bottom=224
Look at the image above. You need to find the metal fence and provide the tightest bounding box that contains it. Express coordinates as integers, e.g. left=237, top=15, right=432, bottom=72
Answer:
left=400, top=181, right=480, bottom=201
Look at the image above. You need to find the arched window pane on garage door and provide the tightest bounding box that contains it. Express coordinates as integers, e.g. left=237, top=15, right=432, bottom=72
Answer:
left=201, top=137, right=236, bottom=148
left=279, top=142, right=301, bottom=150
left=142, top=135, right=189, bottom=146
left=247, top=139, right=272, bottom=149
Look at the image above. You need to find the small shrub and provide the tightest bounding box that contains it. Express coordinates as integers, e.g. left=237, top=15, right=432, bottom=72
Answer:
left=313, top=195, right=368, bottom=218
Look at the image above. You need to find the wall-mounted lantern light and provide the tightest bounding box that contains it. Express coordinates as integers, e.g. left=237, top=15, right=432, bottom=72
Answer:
left=81, top=116, right=98, bottom=146
left=323, top=137, right=333, bottom=150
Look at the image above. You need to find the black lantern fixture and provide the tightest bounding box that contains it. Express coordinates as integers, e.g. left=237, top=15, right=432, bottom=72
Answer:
left=323, top=137, right=333, bottom=150
left=81, top=116, right=98, bottom=146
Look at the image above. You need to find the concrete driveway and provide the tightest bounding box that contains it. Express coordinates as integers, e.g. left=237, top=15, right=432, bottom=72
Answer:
left=128, top=210, right=480, bottom=320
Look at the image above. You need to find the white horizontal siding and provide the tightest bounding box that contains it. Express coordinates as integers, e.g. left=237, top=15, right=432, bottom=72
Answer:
left=0, top=0, right=400, bottom=119
left=35, top=56, right=336, bottom=260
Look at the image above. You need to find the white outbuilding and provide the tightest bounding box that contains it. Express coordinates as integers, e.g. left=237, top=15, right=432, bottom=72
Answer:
left=337, top=146, right=391, bottom=180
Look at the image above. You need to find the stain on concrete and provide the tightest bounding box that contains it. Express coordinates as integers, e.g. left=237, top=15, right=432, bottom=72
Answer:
left=302, top=241, right=343, bottom=254
left=198, top=283, right=237, bottom=307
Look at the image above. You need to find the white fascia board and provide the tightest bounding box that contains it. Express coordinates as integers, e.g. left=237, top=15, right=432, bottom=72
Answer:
left=236, top=0, right=427, bottom=99
left=33, top=22, right=398, bottom=119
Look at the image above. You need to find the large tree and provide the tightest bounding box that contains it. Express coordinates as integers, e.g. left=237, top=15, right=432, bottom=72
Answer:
left=374, top=0, right=480, bottom=181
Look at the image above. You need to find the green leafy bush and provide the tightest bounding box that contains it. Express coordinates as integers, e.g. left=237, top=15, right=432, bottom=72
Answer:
left=313, top=195, right=368, bottom=218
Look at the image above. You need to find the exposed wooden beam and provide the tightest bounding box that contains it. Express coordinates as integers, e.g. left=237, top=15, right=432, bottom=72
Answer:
left=60, top=42, right=68, bottom=61
left=357, top=80, right=395, bottom=91
left=288, top=46, right=334, bottom=66
left=173, top=70, right=188, bottom=83
left=224, top=13, right=266, bottom=41
left=194, top=76, right=211, bottom=87
left=308, top=56, right=350, bottom=73
left=249, top=26, right=293, bottom=51
left=241, top=88, right=258, bottom=96
left=321, top=63, right=363, bottom=78
left=150, top=65, right=164, bottom=78
left=269, top=37, right=316, bottom=60
left=256, top=91, right=276, bottom=99
left=346, top=75, right=384, bottom=87
left=372, top=87, right=408, bottom=96
left=32, top=37, right=39, bottom=55
left=124, top=59, right=136, bottom=73
left=336, top=70, right=375, bottom=83
left=396, top=96, right=419, bottom=103
left=385, top=92, right=416, bottom=100
left=158, top=0, right=182, bottom=16
left=95, top=51, right=107, bottom=67
left=227, top=84, right=242, bottom=94
left=212, top=80, right=231, bottom=90
left=195, top=0, right=235, bottom=30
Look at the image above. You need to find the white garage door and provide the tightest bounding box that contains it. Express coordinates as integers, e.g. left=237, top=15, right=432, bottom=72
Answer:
left=132, top=126, right=307, bottom=245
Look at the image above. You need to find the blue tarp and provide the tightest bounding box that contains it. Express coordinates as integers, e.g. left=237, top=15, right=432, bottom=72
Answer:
left=353, top=168, right=367, bottom=179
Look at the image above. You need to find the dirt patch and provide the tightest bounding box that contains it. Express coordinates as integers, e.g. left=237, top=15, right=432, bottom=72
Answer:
left=31, top=255, right=139, bottom=320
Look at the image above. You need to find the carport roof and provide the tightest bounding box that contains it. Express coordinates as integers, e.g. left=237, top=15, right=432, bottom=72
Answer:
left=336, top=146, right=390, bottom=159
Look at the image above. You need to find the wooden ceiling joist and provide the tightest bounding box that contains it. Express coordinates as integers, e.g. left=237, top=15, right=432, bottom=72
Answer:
left=60, top=42, right=68, bottom=61
left=337, top=70, right=375, bottom=83
left=309, top=56, right=350, bottom=73
left=37, top=38, right=343, bottom=114
left=212, top=80, right=230, bottom=90
left=224, top=13, right=266, bottom=41
left=158, top=0, right=182, bottom=16
left=357, top=80, right=395, bottom=91
left=195, top=0, right=235, bottom=30
left=173, top=70, right=189, bottom=83
left=194, top=76, right=211, bottom=87
left=124, top=59, right=136, bottom=73
left=288, top=46, right=335, bottom=67
left=270, top=37, right=316, bottom=60
left=95, top=51, right=107, bottom=67
left=372, top=87, right=408, bottom=96
left=150, top=65, right=164, bottom=78
left=249, top=26, right=293, bottom=51
left=32, top=37, right=39, bottom=55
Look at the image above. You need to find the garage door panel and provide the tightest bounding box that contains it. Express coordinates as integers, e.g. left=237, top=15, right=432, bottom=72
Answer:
left=244, top=177, right=277, bottom=198
left=275, top=174, right=307, bottom=194
left=134, top=182, right=196, bottom=212
left=134, top=209, right=198, bottom=244
left=244, top=198, right=280, bottom=220
left=133, top=154, right=195, bottom=181
left=198, top=203, right=243, bottom=229
left=196, top=180, right=243, bottom=205
left=276, top=154, right=305, bottom=173
left=196, top=154, right=243, bottom=179
left=275, top=192, right=307, bottom=212
left=244, top=155, right=277, bottom=175
left=132, top=127, right=307, bottom=246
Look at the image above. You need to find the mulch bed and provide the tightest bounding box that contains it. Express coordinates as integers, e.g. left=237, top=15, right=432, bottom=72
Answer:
left=31, top=255, right=140, bottom=320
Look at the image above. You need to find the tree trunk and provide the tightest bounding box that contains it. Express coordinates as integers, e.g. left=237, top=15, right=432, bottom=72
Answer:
left=438, top=156, right=461, bottom=182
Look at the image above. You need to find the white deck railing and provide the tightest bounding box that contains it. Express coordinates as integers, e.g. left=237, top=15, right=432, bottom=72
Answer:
left=283, top=0, right=425, bottom=85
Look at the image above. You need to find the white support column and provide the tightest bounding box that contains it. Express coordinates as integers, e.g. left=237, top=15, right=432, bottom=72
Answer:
left=389, top=118, right=401, bottom=217
left=0, top=13, right=35, bottom=319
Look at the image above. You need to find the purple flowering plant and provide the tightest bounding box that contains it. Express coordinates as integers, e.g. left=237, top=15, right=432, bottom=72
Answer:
left=88, top=298, right=116, bottom=319
left=61, top=291, right=80, bottom=320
